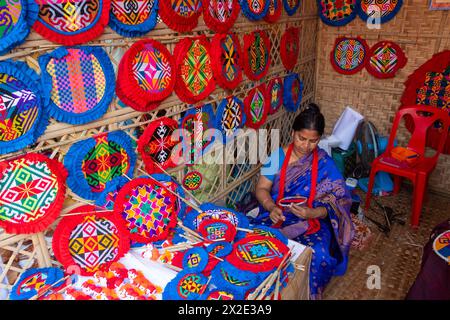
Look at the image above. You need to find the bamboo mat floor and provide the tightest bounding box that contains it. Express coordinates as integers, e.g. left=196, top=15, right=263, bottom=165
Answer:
left=323, top=188, right=449, bottom=300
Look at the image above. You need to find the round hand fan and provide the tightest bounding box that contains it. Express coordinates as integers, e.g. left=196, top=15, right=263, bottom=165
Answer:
left=109, top=0, right=159, bottom=37
left=211, top=33, right=243, bottom=90
left=264, top=0, right=282, bottom=23
left=202, top=0, right=240, bottom=33
left=240, top=0, right=270, bottom=21
left=243, top=30, right=271, bottom=81
left=9, top=267, right=65, bottom=300
left=158, top=0, right=202, bottom=32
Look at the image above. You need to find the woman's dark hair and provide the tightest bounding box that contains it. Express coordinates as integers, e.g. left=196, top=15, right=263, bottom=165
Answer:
left=292, top=103, right=325, bottom=135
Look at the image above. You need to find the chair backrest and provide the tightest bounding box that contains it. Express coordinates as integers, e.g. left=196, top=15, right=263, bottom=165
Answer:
left=386, top=105, right=450, bottom=159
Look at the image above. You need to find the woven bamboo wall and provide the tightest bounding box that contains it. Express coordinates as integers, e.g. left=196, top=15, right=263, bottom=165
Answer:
left=315, top=0, right=450, bottom=195
left=0, top=2, right=319, bottom=294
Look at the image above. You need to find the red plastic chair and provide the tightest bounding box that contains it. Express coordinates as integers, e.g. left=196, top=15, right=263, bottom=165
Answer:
left=364, top=105, right=450, bottom=227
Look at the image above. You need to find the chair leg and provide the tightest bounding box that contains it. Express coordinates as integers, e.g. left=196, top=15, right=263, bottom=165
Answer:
left=411, top=173, right=427, bottom=228
left=365, top=167, right=378, bottom=210
left=393, top=176, right=402, bottom=195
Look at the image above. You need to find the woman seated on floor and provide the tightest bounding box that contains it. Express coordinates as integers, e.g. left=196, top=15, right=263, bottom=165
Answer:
left=253, top=103, right=354, bottom=299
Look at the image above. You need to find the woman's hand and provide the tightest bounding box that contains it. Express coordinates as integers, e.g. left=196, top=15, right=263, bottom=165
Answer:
left=289, top=205, right=327, bottom=219
left=270, top=206, right=285, bottom=224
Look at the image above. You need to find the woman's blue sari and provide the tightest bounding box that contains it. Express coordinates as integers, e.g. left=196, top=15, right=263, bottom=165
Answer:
left=254, top=146, right=354, bottom=299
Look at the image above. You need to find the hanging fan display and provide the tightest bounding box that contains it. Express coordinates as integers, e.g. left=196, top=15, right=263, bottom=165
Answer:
left=203, top=0, right=240, bottom=33
left=162, top=271, right=208, bottom=300
left=280, top=27, right=299, bottom=71
left=137, top=117, right=179, bottom=174
left=116, top=39, right=176, bottom=112
left=227, top=235, right=289, bottom=272
left=366, top=41, right=407, bottom=79
left=264, top=0, right=281, bottom=23
left=39, top=46, right=115, bottom=125
left=267, top=77, right=283, bottom=115
left=0, top=0, right=38, bottom=55
left=64, top=131, right=136, bottom=201
left=239, top=0, right=270, bottom=21
left=0, top=153, right=67, bottom=234
left=357, top=0, right=403, bottom=25
left=317, top=0, right=357, bottom=26
left=52, top=205, right=130, bottom=276
left=174, top=36, right=216, bottom=104
left=33, top=0, right=111, bottom=45
left=215, top=96, right=246, bottom=143
left=0, top=60, right=48, bottom=154
left=109, top=0, right=159, bottom=37
left=211, top=33, right=243, bottom=90
left=243, top=30, right=271, bottom=81
left=9, top=267, right=65, bottom=300
left=243, top=84, right=270, bottom=129
left=113, top=176, right=181, bottom=243
left=330, top=36, right=369, bottom=75
left=158, top=0, right=202, bottom=32
left=283, top=73, right=303, bottom=112
left=179, top=104, right=216, bottom=165
left=282, top=0, right=300, bottom=16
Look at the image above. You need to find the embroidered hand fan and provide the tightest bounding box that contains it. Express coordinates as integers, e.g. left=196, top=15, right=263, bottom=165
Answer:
left=179, top=104, right=216, bottom=165
left=52, top=205, right=130, bottom=276
left=39, top=46, right=115, bottom=125
left=283, top=73, right=303, bottom=112
left=109, top=0, right=159, bottom=37
left=206, top=240, right=232, bottom=258
left=201, top=288, right=244, bottom=300
left=282, top=0, right=300, bottom=16
left=280, top=27, right=299, bottom=71
left=211, top=33, right=243, bottom=90
left=116, top=39, right=176, bottom=112
left=210, top=260, right=259, bottom=294
left=0, top=60, right=48, bottom=154
left=317, top=0, right=357, bottom=26
left=174, top=36, right=216, bottom=104
left=433, top=231, right=450, bottom=263
left=239, top=0, right=270, bottom=21
left=243, top=30, right=271, bottom=81
left=365, top=41, right=407, bottom=79
left=215, top=96, right=246, bottom=143
left=33, top=0, right=111, bottom=45
left=400, top=50, right=450, bottom=154
left=0, top=0, right=38, bottom=55
left=158, top=0, right=202, bottom=33
left=9, top=267, right=64, bottom=300
left=64, top=131, right=136, bottom=201
left=330, top=37, right=369, bottom=75
left=203, top=0, right=240, bottom=33
left=243, top=84, right=269, bottom=129
left=162, top=271, right=208, bottom=300
left=198, top=218, right=237, bottom=242
left=0, top=153, right=67, bottom=234
left=227, top=235, right=289, bottom=272
left=357, top=0, right=403, bottom=25
left=113, top=177, right=180, bottom=243
left=137, top=117, right=179, bottom=174
left=267, top=77, right=283, bottom=115
left=264, top=0, right=281, bottom=23
left=182, top=170, right=203, bottom=191
left=247, top=225, right=288, bottom=245
left=182, top=247, right=209, bottom=272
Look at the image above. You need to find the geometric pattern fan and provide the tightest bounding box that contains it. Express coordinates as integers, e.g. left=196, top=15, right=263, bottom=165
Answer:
left=39, top=46, right=115, bottom=125
left=174, top=36, right=216, bottom=104
left=330, top=36, right=369, bottom=75
left=215, top=96, right=246, bottom=143
left=264, top=0, right=282, bottom=23
left=9, top=267, right=65, bottom=300
left=52, top=205, right=130, bottom=276
left=109, top=0, right=159, bottom=37
left=162, top=271, right=209, bottom=300
left=283, top=73, right=303, bottom=112
left=202, top=0, right=240, bottom=33
left=282, top=0, right=300, bottom=16
left=0, top=153, right=67, bottom=234
left=267, top=77, right=283, bottom=115
left=32, top=0, right=111, bottom=45
left=365, top=41, right=407, bottom=79
left=357, top=0, right=403, bottom=25
left=243, top=84, right=269, bottom=129
left=0, top=60, right=48, bottom=155
left=64, top=131, right=137, bottom=201
left=113, top=177, right=179, bottom=243
left=280, top=27, right=300, bottom=71
left=243, top=30, right=271, bottom=81
left=211, top=33, right=243, bottom=90
left=240, top=0, right=270, bottom=21
left=317, top=0, right=357, bottom=26
left=116, top=39, right=176, bottom=111
left=158, top=0, right=202, bottom=32
left=137, top=117, right=179, bottom=174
